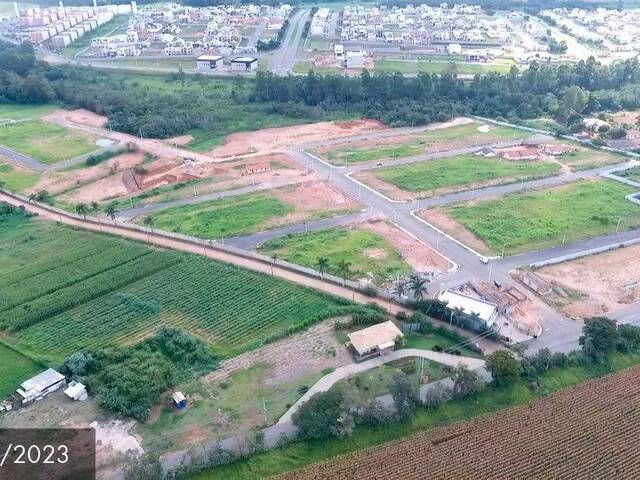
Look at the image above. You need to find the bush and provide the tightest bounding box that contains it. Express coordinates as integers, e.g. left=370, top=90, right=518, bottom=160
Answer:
left=124, top=454, right=163, bottom=480
left=292, top=388, right=356, bottom=439
left=486, top=351, right=521, bottom=386
left=389, top=373, right=419, bottom=421
left=360, top=285, right=378, bottom=297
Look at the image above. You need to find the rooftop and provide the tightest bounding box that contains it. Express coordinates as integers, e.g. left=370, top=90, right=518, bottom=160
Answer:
left=347, top=320, right=403, bottom=355
left=438, top=289, right=497, bottom=326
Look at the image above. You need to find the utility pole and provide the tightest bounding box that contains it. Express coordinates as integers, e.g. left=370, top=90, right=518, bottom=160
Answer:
left=262, top=397, right=268, bottom=424
left=616, top=217, right=622, bottom=233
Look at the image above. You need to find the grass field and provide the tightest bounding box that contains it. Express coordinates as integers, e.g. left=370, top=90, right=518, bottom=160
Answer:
left=194, top=351, right=640, bottom=480
left=140, top=193, right=292, bottom=239
left=374, top=59, right=513, bottom=75
left=618, top=166, right=640, bottom=183
left=0, top=212, right=368, bottom=362
left=0, top=163, right=40, bottom=192
left=403, top=332, right=481, bottom=358
left=0, top=104, right=59, bottom=121
left=0, top=342, right=43, bottom=398
left=257, top=227, right=411, bottom=281
left=369, top=154, right=561, bottom=195
left=443, top=179, right=640, bottom=255
left=0, top=120, right=98, bottom=164
left=319, top=123, right=530, bottom=165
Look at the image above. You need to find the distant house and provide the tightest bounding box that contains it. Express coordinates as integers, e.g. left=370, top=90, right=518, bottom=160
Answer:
left=195, top=54, right=223, bottom=70
left=245, top=162, right=271, bottom=174
left=334, top=44, right=344, bottom=58
left=347, top=320, right=404, bottom=361
left=231, top=56, right=258, bottom=72
left=344, top=50, right=365, bottom=69
left=17, top=369, right=66, bottom=405
left=541, top=144, right=575, bottom=156
left=438, top=289, right=498, bottom=329
left=501, top=146, right=538, bottom=161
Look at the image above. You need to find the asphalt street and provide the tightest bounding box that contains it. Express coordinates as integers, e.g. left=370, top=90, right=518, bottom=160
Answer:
left=269, top=9, right=309, bottom=74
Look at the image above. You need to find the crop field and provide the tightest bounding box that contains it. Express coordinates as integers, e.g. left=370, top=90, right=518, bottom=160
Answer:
left=0, top=104, right=59, bottom=121
left=438, top=179, right=640, bottom=255
left=0, top=214, right=366, bottom=361
left=0, top=120, right=98, bottom=164
left=316, top=123, right=530, bottom=165
left=0, top=162, right=40, bottom=192
left=0, top=342, right=42, bottom=398
left=374, top=59, right=512, bottom=75
left=365, top=154, right=561, bottom=196
left=257, top=227, right=411, bottom=282
left=278, top=366, right=640, bottom=480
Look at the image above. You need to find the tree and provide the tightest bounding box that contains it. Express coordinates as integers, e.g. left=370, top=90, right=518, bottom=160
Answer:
left=393, top=280, right=407, bottom=301
left=106, top=205, right=117, bottom=223
left=316, top=257, right=329, bottom=278
left=448, top=365, right=480, bottom=398
left=0, top=179, right=5, bottom=190
left=292, top=388, right=356, bottom=439
left=579, top=317, right=618, bottom=363
left=486, top=350, right=521, bottom=386
left=408, top=273, right=429, bottom=301
left=90, top=201, right=99, bottom=213
left=142, top=216, right=154, bottom=233
left=75, top=203, right=89, bottom=219
left=389, top=373, right=419, bottom=421
left=337, top=259, right=351, bottom=285
left=269, top=253, right=278, bottom=276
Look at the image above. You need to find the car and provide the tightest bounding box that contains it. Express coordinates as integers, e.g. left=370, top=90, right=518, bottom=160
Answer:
left=479, top=256, right=489, bottom=264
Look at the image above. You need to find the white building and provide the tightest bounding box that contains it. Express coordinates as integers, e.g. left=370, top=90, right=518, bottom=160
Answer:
left=347, top=320, right=404, bottom=361
left=447, top=43, right=462, bottom=55
left=16, top=369, right=66, bottom=405
left=344, top=50, right=364, bottom=69
left=64, top=381, right=88, bottom=401
left=438, top=289, right=498, bottom=329
left=334, top=44, right=344, bottom=58
left=230, top=56, right=258, bottom=71
left=196, top=54, right=223, bottom=70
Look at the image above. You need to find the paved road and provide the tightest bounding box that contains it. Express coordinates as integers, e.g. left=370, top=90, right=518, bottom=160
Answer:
left=227, top=208, right=376, bottom=249
left=0, top=142, right=120, bottom=172
left=269, top=9, right=310, bottom=74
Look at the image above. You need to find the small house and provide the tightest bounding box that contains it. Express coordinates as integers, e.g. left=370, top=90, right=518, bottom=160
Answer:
left=172, top=391, right=188, bottom=409
left=196, top=54, right=223, bottom=70
left=438, top=289, right=498, bottom=329
left=344, top=50, right=364, bottom=69
left=17, top=369, right=66, bottom=405
left=347, top=321, right=404, bottom=361
left=245, top=162, right=271, bottom=175
left=334, top=44, right=344, bottom=58
left=64, top=381, right=88, bottom=401
left=501, top=146, right=538, bottom=161
left=541, top=144, right=575, bottom=156
left=231, top=56, right=258, bottom=72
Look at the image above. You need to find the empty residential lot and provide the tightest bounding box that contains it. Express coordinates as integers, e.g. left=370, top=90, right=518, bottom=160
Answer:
left=421, top=179, right=640, bottom=256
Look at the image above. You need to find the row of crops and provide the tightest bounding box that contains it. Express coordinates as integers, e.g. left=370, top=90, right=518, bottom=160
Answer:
left=1, top=216, right=366, bottom=362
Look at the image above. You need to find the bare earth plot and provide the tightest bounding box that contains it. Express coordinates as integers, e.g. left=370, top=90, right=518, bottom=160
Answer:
left=310, top=119, right=530, bottom=166
left=421, top=179, right=640, bottom=256
left=139, top=181, right=360, bottom=239
left=534, top=244, right=640, bottom=319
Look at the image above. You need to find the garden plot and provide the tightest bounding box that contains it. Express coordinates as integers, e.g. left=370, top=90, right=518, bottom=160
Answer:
left=310, top=119, right=530, bottom=166
left=140, top=181, right=360, bottom=240
left=533, top=244, right=640, bottom=319
left=420, top=179, right=640, bottom=256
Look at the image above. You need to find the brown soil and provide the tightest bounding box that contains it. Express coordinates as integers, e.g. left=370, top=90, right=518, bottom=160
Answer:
left=536, top=245, right=640, bottom=319
left=211, top=119, right=385, bottom=158
left=360, top=219, right=451, bottom=273
left=164, top=134, right=194, bottom=146
left=610, top=111, right=640, bottom=126
left=363, top=247, right=387, bottom=259
left=419, top=209, right=491, bottom=255
left=43, top=109, right=108, bottom=127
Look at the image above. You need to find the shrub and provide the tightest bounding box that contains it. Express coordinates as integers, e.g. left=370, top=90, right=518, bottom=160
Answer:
left=389, top=373, right=419, bottom=421
left=486, top=351, right=521, bottom=386
left=292, top=388, right=356, bottom=439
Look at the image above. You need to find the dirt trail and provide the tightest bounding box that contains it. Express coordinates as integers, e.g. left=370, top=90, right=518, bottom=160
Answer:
left=0, top=191, right=406, bottom=315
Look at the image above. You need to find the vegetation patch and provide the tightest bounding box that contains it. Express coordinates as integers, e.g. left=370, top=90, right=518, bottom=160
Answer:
left=374, top=59, right=512, bottom=75
left=0, top=342, right=43, bottom=398
left=0, top=162, right=40, bottom=192
left=0, top=120, right=97, bottom=164
left=442, top=179, right=640, bottom=255
left=370, top=154, right=561, bottom=194
left=0, top=103, right=58, bottom=121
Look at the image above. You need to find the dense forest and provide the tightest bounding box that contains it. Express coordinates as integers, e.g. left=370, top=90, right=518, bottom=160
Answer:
left=3, top=40, right=640, bottom=139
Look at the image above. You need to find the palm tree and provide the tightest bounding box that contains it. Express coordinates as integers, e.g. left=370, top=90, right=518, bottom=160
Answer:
left=105, top=205, right=117, bottom=224
left=270, top=253, right=278, bottom=276
left=142, top=216, right=155, bottom=233
left=409, top=272, right=429, bottom=301
left=337, top=259, right=351, bottom=285
left=90, top=201, right=99, bottom=212
left=28, top=192, right=37, bottom=203
left=75, top=203, right=88, bottom=219
left=393, top=280, right=407, bottom=301
left=316, top=257, right=329, bottom=278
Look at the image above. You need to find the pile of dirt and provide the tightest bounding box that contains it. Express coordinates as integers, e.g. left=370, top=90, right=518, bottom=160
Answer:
left=43, top=109, right=109, bottom=127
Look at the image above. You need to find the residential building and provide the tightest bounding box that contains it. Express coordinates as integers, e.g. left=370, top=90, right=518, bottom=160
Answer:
left=196, top=54, right=223, bottom=70
left=230, top=56, right=258, bottom=71
left=347, top=320, right=404, bottom=361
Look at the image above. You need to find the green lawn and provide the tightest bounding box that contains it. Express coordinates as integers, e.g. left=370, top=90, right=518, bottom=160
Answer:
left=320, top=123, right=530, bottom=165
left=257, top=226, right=411, bottom=282
left=0, top=104, right=59, bottom=121
left=618, top=166, right=640, bottom=183
left=0, top=120, right=98, bottom=164
left=0, top=210, right=370, bottom=362
left=194, top=351, right=640, bottom=480
left=444, top=179, right=640, bottom=255
left=403, top=332, right=482, bottom=358
left=370, top=154, right=561, bottom=195
left=559, top=147, right=626, bottom=171
left=0, top=342, right=43, bottom=398
left=140, top=193, right=292, bottom=240
left=374, top=59, right=513, bottom=75
left=0, top=163, right=40, bottom=192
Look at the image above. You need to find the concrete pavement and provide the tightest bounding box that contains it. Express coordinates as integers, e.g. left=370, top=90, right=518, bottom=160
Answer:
left=269, top=9, right=310, bottom=74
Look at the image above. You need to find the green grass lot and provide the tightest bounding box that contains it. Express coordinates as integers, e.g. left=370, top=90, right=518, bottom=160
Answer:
left=333, top=357, right=445, bottom=401
left=93, top=57, right=196, bottom=71
left=257, top=227, right=411, bottom=282
left=370, top=154, right=561, bottom=195
left=320, top=123, right=530, bottom=165
left=0, top=163, right=40, bottom=192
left=558, top=147, right=626, bottom=171
left=0, top=120, right=97, bottom=164
left=403, top=332, right=482, bottom=359
left=374, top=59, right=512, bottom=75
left=65, top=14, right=128, bottom=58
left=293, top=61, right=342, bottom=75
left=139, top=363, right=323, bottom=452
left=0, top=104, right=58, bottom=121
left=195, top=351, right=640, bottom=480
left=0, top=342, right=43, bottom=398
left=141, top=193, right=292, bottom=239
left=444, top=179, right=640, bottom=256
left=0, top=213, right=368, bottom=362
left=618, top=166, right=640, bottom=183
